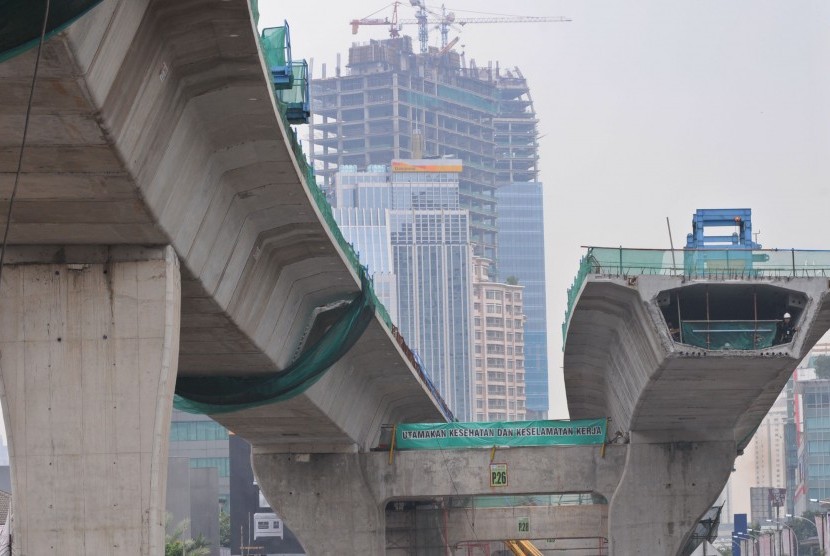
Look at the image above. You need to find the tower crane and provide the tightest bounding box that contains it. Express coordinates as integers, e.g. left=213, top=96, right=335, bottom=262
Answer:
left=350, top=1, right=571, bottom=55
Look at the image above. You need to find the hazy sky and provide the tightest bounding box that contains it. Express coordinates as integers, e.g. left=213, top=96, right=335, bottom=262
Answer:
left=260, top=1, right=830, bottom=418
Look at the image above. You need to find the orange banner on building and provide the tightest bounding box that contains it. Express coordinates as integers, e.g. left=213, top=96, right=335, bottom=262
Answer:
left=391, top=159, right=462, bottom=173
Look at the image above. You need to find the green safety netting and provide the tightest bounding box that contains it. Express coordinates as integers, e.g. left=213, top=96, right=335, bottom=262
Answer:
left=174, top=278, right=376, bottom=414
left=281, top=61, right=309, bottom=123
left=260, top=26, right=288, bottom=68
left=249, top=0, right=259, bottom=26
left=0, top=0, right=104, bottom=63
left=679, top=320, right=778, bottom=350
left=563, top=246, right=830, bottom=349
left=449, top=493, right=604, bottom=509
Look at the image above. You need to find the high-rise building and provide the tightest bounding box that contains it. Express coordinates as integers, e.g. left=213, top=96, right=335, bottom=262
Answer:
left=332, top=160, right=474, bottom=419
left=332, top=164, right=398, bottom=322
left=311, top=37, right=539, bottom=262
left=471, top=257, right=527, bottom=422
left=168, top=410, right=231, bottom=508
left=792, top=344, right=830, bottom=515
left=723, top=390, right=788, bottom=524
left=311, top=36, right=548, bottom=415
left=496, top=183, right=548, bottom=417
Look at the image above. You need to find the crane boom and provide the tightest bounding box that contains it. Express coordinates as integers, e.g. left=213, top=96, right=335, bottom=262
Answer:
left=350, top=6, right=570, bottom=54
left=399, top=16, right=570, bottom=25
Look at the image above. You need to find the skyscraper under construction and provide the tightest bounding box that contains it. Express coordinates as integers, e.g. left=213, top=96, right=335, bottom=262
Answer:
left=309, top=35, right=549, bottom=417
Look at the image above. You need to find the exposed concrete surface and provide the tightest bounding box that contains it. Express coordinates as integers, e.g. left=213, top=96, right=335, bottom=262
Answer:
left=608, top=440, right=734, bottom=555
left=166, top=458, right=192, bottom=541
left=445, top=504, right=607, bottom=545
left=563, top=274, right=830, bottom=554
left=252, top=445, right=624, bottom=555
left=565, top=275, right=830, bottom=441
left=189, top=467, right=220, bottom=556
left=0, top=0, right=445, bottom=456
left=0, top=247, right=180, bottom=555
left=0, top=1, right=452, bottom=553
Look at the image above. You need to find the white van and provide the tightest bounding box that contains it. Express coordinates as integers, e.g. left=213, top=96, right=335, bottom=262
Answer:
left=253, top=512, right=283, bottom=540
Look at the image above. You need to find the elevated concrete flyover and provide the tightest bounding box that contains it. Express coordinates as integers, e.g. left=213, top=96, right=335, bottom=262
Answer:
left=0, top=1, right=447, bottom=553
left=563, top=246, right=830, bottom=555
left=252, top=444, right=625, bottom=554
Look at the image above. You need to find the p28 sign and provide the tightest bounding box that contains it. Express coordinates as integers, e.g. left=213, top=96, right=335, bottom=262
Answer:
left=490, top=463, right=508, bottom=487
left=517, top=517, right=529, bottom=533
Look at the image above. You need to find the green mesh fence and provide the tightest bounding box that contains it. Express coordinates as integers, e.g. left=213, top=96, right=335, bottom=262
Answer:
left=281, top=61, right=309, bottom=123
left=174, top=278, right=376, bottom=414
left=260, top=26, right=288, bottom=68
left=561, top=253, right=592, bottom=345
left=449, top=493, right=604, bottom=509
left=0, top=0, right=104, bottom=63
left=249, top=0, right=259, bottom=26
left=679, top=321, right=778, bottom=351
left=563, top=246, right=830, bottom=348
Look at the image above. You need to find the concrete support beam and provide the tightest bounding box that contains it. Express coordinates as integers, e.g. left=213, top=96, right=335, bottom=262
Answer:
left=252, top=445, right=624, bottom=555
left=0, top=246, right=180, bottom=555
left=255, top=452, right=385, bottom=555
left=608, top=440, right=735, bottom=556
left=445, top=504, right=607, bottom=546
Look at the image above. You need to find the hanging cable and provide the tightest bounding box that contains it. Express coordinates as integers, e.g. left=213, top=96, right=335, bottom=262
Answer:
left=435, top=438, right=482, bottom=549
left=0, top=0, right=52, bottom=289
left=3, top=5, right=50, bottom=553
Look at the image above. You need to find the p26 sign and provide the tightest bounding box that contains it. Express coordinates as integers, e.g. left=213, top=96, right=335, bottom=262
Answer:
left=490, top=463, right=508, bottom=487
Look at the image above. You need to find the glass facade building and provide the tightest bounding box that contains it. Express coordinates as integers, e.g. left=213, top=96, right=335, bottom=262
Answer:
left=332, top=161, right=474, bottom=420
left=168, top=409, right=230, bottom=508
left=496, top=182, right=548, bottom=416
left=795, top=377, right=830, bottom=511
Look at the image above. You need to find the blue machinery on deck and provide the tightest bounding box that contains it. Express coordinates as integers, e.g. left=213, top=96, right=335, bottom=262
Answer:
left=564, top=209, right=828, bottom=351
left=684, top=208, right=767, bottom=274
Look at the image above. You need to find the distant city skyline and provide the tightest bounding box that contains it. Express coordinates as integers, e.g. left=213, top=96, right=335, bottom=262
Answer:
left=260, top=1, right=830, bottom=418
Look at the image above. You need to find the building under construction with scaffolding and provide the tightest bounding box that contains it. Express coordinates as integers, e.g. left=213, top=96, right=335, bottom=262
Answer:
left=309, top=34, right=549, bottom=416
left=310, top=36, right=539, bottom=261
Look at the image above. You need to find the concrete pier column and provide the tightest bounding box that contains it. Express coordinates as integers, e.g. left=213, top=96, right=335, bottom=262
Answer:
left=608, top=440, right=735, bottom=555
left=0, top=246, right=181, bottom=555
left=252, top=452, right=385, bottom=555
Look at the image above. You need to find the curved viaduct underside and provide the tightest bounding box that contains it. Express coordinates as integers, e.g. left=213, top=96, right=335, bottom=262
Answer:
left=0, top=0, right=444, bottom=452
left=564, top=273, right=830, bottom=554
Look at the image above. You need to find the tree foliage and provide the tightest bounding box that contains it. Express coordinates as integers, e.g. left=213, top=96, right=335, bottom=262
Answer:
left=165, top=515, right=211, bottom=556
left=815, top=355, right=830, bottom=379
left=220, top=510, right=230, bottom=548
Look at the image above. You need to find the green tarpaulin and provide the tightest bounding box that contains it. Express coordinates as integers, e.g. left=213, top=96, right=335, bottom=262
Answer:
left=680, top=320, right=778, bottom=350
left=174, top=278, right=376, bottom=415
left=260, top=26, right=288, bottom=68
left=395, top=419, right=607, bottom=450
left=0, top=0, right=104, bottom=63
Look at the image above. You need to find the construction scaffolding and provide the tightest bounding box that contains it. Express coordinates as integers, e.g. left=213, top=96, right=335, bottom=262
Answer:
left=309, top=37, right=540, bottom=261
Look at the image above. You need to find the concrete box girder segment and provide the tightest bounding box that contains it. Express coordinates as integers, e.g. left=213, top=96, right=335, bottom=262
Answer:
left=0, top=0, right=446, bottom=456
left=0, top=0, right=449, bottom=552
left=563, top=273, right=830, bottom=554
